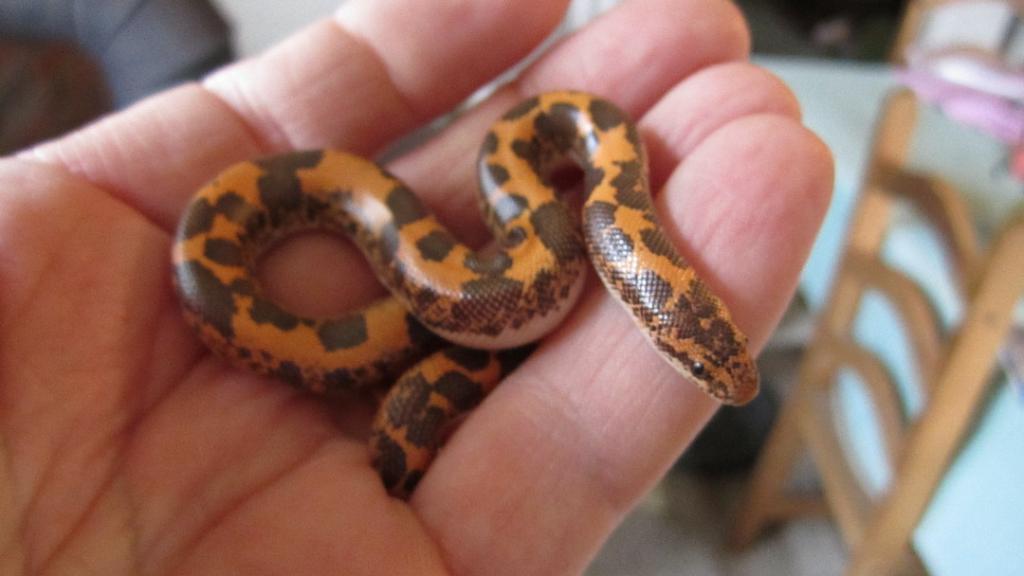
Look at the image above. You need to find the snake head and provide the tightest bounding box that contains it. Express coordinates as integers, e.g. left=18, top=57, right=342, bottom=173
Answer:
left=658, top=308, right=760, bottom=406
left=681, top=345, right=760, bottom=406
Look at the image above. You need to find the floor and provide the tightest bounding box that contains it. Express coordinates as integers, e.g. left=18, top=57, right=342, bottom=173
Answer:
left=211, top=1, right=851, bottom=574
left=583, top=332, right=847, bottom=576
left=587, top=474, right=845, bottom=576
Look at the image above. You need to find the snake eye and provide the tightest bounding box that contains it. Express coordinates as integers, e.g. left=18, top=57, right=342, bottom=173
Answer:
left=690, top=361, right=706, bottom=378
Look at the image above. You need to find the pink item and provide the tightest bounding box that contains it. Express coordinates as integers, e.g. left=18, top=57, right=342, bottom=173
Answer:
left=901, top=54, right=1024, bottom=144
left=898, top=48, right=1024, bottom=145
left=898, top=68, right=1024, bottom=144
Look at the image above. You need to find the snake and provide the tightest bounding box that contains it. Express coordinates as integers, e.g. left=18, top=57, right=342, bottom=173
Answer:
left=171, top=91, right=759, bottom=498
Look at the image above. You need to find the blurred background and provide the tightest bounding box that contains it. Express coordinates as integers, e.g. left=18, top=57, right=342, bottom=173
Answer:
left=2, top=1, right=1021, bottom=574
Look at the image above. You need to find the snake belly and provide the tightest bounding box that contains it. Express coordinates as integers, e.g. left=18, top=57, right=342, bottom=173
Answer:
left=171, top=90, right=759, bottom=498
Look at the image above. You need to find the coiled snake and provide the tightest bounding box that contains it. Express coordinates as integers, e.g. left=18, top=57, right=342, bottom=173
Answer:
left=172, top=91, right=759, bottom=498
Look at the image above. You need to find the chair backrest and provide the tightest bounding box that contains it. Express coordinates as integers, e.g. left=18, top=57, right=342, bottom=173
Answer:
left=804, top=4, right=1024, bottom=563
left=806, top=86, right=980, bottom=538
left=786, top=86, right=1023, bottom=573
left=734, top=5, right=1024, bottom=573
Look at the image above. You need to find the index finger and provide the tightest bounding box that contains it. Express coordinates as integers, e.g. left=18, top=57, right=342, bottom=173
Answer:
left=21, top=0, right=570, bottom=231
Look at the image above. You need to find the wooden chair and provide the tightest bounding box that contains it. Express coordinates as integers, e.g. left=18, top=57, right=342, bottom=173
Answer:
left=730, top=2, right=1024, bottom=574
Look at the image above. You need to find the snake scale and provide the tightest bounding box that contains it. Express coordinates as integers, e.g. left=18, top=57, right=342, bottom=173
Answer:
left=172, top=91, right=759, bottom=498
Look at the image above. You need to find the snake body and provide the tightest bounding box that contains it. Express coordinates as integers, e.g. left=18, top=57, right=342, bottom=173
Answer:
left=172, top=91, right=758, bottom=497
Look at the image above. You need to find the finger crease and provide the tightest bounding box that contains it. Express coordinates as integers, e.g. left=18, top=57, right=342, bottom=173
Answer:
left=159, top=411, right=335, bottom=575
left=5, top=154, right=171, bottom=245
left=328, top=15, right=423, bottom=122
left=199, top=79, right=289, bottom=155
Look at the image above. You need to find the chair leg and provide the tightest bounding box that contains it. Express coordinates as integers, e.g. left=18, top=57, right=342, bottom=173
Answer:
left=730, top=390, right=811, bottom=548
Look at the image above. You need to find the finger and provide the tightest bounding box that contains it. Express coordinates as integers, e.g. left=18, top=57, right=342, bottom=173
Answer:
left=414, top=108, right=833, bottom=576
left=387, top=0, right=752, bottom=245
left=518, top=0, right=750, bottom=111
left=640, top=61, right=802, bottom=183
left=207, top=0, right=571, bottom=151
left=21, top=0, right=570, bottom=231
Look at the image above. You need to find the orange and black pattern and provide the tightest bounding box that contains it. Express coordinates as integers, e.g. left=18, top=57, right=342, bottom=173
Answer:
left=486, top=92, right=758, bottom=404
left=369, top=345, right=533, bottom=498
left=171, top=152, right=446, bottom=395
left=171, top=91, right=759, bottom=498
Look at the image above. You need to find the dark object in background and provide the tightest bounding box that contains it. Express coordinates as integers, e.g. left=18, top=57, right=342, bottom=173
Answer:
left=0, top=0, right=233, bottom=108
left=677, top=383, right=780, bottom=475
left=0, top=0, right=234, bottom=154
left=778, top=0, right=905, bottom=59
left=0, top=41, right=109, bottom=154
left=736, top=0, right=904, bottom=60
left=773, top=0, right=905, bottom=30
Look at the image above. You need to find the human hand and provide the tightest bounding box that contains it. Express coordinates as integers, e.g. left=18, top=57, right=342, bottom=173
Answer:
left=0, top=0, right=832, bottom=574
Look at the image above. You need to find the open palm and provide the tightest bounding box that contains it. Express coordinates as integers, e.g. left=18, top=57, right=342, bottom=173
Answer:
left=0, top=1, right=832, bottom=574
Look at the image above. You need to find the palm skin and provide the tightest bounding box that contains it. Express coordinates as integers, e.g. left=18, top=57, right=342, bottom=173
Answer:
left=0, top=0, right=832, bottom=574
